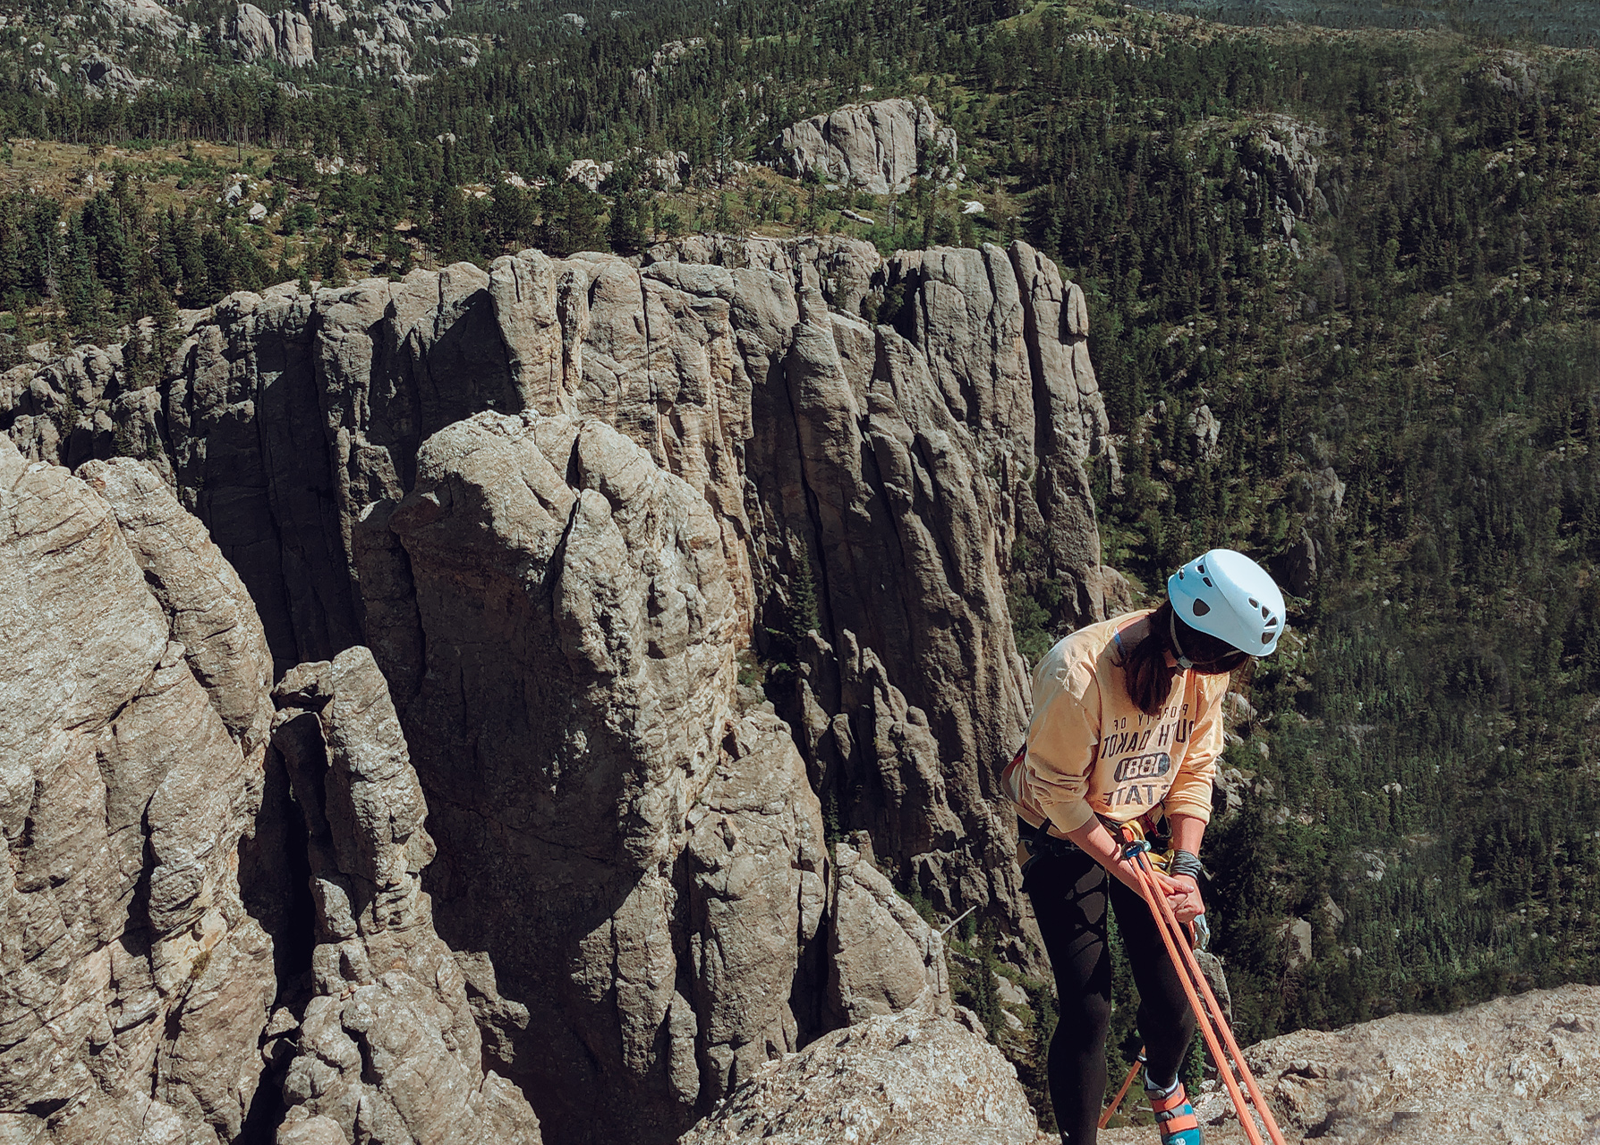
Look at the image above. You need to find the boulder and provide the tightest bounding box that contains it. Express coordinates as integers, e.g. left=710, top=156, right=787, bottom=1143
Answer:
left=1184, top=984, right=1600, bottom=1145
left=778, top=97, right=959, bottom=194
left=678, top=1007, right=1038, bottom=1145
left=826, top=842, right=950, bottom=1026
left=564, top=158, right=614, bottom=191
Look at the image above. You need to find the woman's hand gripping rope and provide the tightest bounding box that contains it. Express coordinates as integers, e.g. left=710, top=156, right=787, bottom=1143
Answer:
left=1120, top=837, right=1289, bottom=1145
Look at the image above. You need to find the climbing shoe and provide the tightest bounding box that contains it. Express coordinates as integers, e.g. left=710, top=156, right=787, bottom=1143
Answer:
left=1148, top=1080, right=1203, bottom=1145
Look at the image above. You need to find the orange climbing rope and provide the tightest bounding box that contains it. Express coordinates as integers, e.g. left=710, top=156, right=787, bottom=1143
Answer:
left=1108, top=831, right=1290, bottom=1145
left=1099, top=1053, right=1145, bottom=1130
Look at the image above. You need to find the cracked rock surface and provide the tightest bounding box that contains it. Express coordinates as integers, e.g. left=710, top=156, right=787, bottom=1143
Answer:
left=679, top=1006, right=1037, bottom=1145
left=0, top=441, right=275, bottom=1144
left=1, top=239, right=1114, bottom=1144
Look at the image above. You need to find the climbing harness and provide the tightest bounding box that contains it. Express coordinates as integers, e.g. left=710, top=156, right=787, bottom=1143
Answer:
left=1103, top=827, right=1289, bottom=1145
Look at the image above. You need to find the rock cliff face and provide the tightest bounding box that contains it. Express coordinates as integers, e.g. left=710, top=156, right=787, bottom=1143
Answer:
left=0, top=441, right=276, bottom=1143
left=357, top=410, right=839, bottom=1141
left=1, top=238, right=1115, bottom=1143
left=777, top=97, right=960, bottom=193
left=0, top=441, right=549, bottom=1142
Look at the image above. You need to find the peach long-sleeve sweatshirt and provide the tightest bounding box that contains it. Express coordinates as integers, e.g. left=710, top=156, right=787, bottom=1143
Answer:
left=1016, top=610, right=1226, bottom=835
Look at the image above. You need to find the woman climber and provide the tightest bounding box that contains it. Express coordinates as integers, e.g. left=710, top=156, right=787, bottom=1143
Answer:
left=1005, top=548, right=1286, bottom=1145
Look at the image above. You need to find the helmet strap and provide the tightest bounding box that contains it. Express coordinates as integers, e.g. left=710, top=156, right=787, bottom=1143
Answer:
left=1169, top=610, right=1195, bottom=670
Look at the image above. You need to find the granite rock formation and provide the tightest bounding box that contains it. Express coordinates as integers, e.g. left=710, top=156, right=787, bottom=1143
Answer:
left=265, top=647, right=542, bottom=1145
left=233, top=3, right=316, bottom=67
left=0, top=442, right=276, bottom=1144
left=0, top=242, right=1112, bottom=931
left=355, top=409, right=938, bottom=1142
left=1, top=238, right=1116, bottom=1142
left=679, top=1007, right=1038, bottom=1145
left=777, top=97, right=960, bottom=193
left=1, top=442, right=548, bottom=1143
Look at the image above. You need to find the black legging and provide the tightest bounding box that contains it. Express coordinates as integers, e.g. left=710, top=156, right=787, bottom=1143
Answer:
left=1024, top=844, right=1198, bottom=1145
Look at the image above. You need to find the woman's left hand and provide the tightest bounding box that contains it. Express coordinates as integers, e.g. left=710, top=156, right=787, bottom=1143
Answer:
left=1156, top=871, right=1206, bottom=927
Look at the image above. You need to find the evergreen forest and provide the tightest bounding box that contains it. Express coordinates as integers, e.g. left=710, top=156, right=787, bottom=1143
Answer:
left=4, top=0, right=1600, bottom=1130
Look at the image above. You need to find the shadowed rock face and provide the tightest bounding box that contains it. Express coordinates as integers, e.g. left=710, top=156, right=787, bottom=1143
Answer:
left=266, top=647, right=543, bottom=1145
left=0, top=443, right=551, bottom=1144
left=1, top=239, right=1114, bottom=1143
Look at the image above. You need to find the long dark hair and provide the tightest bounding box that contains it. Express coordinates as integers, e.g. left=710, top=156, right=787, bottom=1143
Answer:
left=1120, top=602, right=1247, bottom=717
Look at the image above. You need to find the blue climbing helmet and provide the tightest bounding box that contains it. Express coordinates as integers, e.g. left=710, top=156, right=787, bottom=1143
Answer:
left=1167, top=549, right=1286, bottom=657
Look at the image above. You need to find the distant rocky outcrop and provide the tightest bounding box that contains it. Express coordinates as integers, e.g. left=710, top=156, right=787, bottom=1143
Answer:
left=79, top=54, right=153, bottom=95
left=679, top=1007, right=1038, bottom=1145
left=101, top=0, right=188, bottom=38
left=1240, top=114, right=1342, bottom=244
left=778, top=97, right=960, bottom=193
left=233, top=2, right=315, bottom=67
left=1, top=236, right=1115, bottom=1143
left=26, top=66, right=59, bottom=96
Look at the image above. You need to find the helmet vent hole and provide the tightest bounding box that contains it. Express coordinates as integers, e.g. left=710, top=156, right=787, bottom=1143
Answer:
left=1198, top=562, right=1207, bottom=575
left=1202, top=577, right=1214, bottom=588
left=1262, top=605, right=1271, bottom=618
left=1248, top=598, right=1259, bottom=608
left=1264, top=617, right=1279, bottom=628
left=1261, top=633, right=1273, bottom=645
left=1192, top=599, right=1211, bottom=617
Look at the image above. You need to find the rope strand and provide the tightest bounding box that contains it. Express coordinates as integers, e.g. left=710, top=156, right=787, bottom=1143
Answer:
left=1117, top=836, right=1288, bottom=1145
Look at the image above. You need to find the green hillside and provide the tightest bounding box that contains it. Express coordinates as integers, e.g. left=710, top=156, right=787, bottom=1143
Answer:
left=5, top=0, right=1600, bottom=1129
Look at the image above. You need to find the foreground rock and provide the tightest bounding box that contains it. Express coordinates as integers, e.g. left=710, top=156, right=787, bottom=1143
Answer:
left=777, top=97, right=960, bottom=193
left=1239, top=982, right=1600, bottom=1144
left=1096, top=983, right=1600, bottom=1145
left=680, top=1007, right=1038, bottom=1145
left=0, top=443, right=276, bottom=1143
